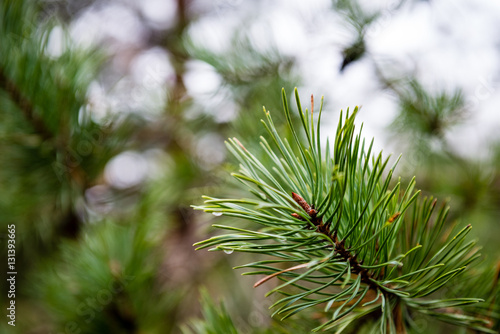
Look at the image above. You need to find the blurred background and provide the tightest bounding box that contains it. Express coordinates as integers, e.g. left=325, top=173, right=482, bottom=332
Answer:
left=1, top=0, right=500, bottom=333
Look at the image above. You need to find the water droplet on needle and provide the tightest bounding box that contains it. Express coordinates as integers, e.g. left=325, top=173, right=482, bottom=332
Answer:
left=212, top=211, right=223, bottom=216
left=223, top=249, right=234, bottom=254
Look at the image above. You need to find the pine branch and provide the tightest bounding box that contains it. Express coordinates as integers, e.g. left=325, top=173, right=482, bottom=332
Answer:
left=289, top=191, right=379, bottom=292
left=0, top=66, right=53, bottom=140
left=290, top=191, right=408, bottom=332
left=0, top=63, right=87, bottom=188
left=193, top=88, right=495, bottom=333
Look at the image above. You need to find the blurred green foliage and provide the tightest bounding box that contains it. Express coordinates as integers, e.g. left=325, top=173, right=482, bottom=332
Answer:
left=0, top=0, right=499, bottom=333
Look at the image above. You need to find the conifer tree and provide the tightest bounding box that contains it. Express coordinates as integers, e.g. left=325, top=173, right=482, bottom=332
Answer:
left=1, top=1, right=299, bottom=333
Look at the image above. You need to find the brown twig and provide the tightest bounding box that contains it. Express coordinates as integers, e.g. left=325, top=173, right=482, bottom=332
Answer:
left=288, top=192, right=412, bottom=331
left=290, top=192, right=378, bottom=289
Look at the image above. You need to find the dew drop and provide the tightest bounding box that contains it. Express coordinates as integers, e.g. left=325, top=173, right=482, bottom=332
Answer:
left=212, top=211, right=223, bottom=216
left=223, top=249, right=234, bottom=254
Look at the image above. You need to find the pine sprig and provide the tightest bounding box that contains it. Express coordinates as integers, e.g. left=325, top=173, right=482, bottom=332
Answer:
left=193, top=88, right=493, bottom=333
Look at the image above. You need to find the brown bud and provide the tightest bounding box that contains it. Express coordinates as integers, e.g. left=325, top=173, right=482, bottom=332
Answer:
left=291, top=213, right=305, bottom=221
left=292, top=192, right=313, bottom=214
left=388, top=212, right=401, bottom=223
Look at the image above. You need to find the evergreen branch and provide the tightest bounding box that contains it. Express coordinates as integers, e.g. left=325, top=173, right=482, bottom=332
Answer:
left=289, top=191, right=379, bottom=292
left=0, top=63, right=88, bottom=188
left=0, top=66, right=53, bottom=140
left=182, top=289, right=238, bottom=334
left=194, top=88, right=493, bottom=333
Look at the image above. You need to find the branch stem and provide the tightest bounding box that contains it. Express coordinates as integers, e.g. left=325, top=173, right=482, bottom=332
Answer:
left=292, top=192, right=409, bottom=331
left=292, top=192, right=377, bottom=288
left=0, top=66, right=53, bottom=140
